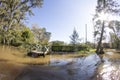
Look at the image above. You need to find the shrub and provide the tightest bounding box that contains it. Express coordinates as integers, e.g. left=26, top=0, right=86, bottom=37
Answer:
left=51, top=45, right=88, bottom=52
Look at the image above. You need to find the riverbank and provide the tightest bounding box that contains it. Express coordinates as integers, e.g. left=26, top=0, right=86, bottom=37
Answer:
left=0, top=45, right=89, bottom=65
left=0, top=45, right=90, bottom=80
left=2, top=45, right=120, bottom=80
left=0, top=51, right=88, bottom=65
left=0, top=53, right=91, bottom=80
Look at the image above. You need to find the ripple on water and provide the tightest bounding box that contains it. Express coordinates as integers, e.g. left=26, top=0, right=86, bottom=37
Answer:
left=49, top=53, right=101, bottom=80
left=97, top=52, right=120, bottom=80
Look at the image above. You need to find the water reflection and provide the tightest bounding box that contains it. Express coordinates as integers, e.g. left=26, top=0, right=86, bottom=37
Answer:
left=16, top=53, right=101, bottom=80
left=1, top=45, right=120, bottom=80
left=49, top=53, right=101, bottom=80
left=49, top=52, right=120, bottom=80
left=97, top=52, right=120, bottom=80
left=49, top=53, right=100, bottom=66
left=15, top=51, right=120, bottom=80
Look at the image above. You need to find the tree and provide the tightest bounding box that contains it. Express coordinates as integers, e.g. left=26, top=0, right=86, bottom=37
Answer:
left=109, top=20, right=120, bottom=38
left=21, top=27, right=34, bottom=43
left=93, top=0, right=120, bottom=54
left=109, top=20, right=120, bottom=49
left=70, top=28, right=80, bottom=51
left=0, top=0, right=43, bottom=45
left=31, top=24, right=51, bottom=45
left=51, top=41, right=65, bottom=46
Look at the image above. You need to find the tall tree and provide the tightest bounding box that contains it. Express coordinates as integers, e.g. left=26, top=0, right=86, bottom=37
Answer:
left=109, top=20, right=120, bottom=49
left=93, top=0, right=120, bottom=54
left=70, top=28, right=80, bottom=51
left=31, top=24, right=51, bottom=45
left=0, top=0, right=43, bottom=45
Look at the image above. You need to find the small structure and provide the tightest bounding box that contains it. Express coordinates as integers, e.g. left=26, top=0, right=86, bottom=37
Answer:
left=27, top=46, right=49, bottom=58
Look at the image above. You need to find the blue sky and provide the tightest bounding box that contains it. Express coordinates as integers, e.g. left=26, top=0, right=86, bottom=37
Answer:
left=26, top=0, right=97, bottom=43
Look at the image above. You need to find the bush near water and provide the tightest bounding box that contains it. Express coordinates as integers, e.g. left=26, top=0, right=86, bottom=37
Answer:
left=51, top=45, right=89, bottom=52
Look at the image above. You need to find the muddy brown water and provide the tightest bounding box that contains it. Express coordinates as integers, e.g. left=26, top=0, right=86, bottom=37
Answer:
left=0, top=45, right=120, bottom=80
left=15, top=54, right=100, bottom=80
left=15, top=51, right=120, bottom=80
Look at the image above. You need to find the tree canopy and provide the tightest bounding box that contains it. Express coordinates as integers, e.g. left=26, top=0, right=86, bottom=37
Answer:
left=93, top=0, right=120, bottom=53
left=31, top=24, right=51, bottom=45
left=70, top=28, right=80, bottom=45
left=69, top=28, right=80, bottom=51
left=0, top=0, right=43, bottom=45
left=0, top=0, right=51, bottom=48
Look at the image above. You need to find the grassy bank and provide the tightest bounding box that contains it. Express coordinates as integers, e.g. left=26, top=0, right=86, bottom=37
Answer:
left=0, top=45, right=93, bottom=80
left=0, top=46, right=89, bottom=80
left=0, top=52, right=88, bottom=65
left=0, top=45, right=90, bottom=65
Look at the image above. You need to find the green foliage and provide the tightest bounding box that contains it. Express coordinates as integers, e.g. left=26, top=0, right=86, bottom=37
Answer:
left=9, top=29, right=22, bottom=46
left=109, top=21, right=120, bottom=49
left=51, top=45, right=89, bottom=52
left=21, top=27, right=34, bottom=43
left=0, top=0, right=43, bottom=45
left=93, top=0, right=120, bottom=53
left=70, top=28, right=80, bottom=45
left=51, top=41, right=65, bottom=46
left=52, top=46, right=74, bottom=52
left=70, top=28, right=81, bottom=52
left=0, top=0, right=52, bottom=50
left=31, top=24, right=51, bottom=45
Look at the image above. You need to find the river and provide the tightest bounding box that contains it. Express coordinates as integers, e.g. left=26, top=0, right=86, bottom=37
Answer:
left=96, top=51, right=120, bottom=80
left=0, top=45, right=120, bottom=80
left=16, top=50, right=120, bottom=80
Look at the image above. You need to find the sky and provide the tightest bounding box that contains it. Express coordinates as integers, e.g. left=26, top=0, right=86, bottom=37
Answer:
left=26, top=0, right=97, bottom=43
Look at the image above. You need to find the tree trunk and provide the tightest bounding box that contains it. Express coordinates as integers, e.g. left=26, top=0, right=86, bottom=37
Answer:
left=3, top=38, right=6, bottom=44
left=96, top=21, right=105, bottom=54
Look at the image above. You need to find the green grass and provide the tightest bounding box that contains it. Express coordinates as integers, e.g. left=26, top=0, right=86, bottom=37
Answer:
left=89, top=49, right=96, bottom=53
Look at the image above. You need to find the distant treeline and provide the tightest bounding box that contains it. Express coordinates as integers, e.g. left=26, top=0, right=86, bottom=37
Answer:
left=51, top=45, right=88, bottom=52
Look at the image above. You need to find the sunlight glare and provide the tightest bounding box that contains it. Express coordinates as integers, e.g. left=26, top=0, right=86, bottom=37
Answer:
left=99, top=12, right=107, bottom=21
left=98, top=11, right=118, bottom=21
